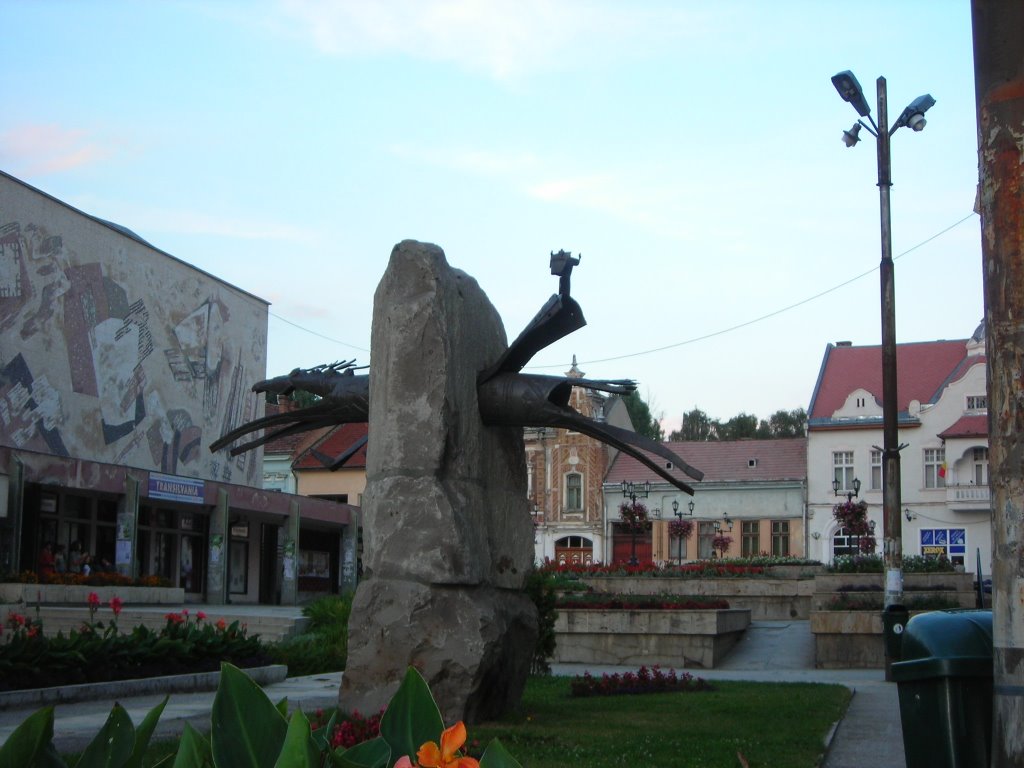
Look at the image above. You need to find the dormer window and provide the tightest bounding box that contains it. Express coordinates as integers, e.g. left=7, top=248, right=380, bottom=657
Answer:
left=748, top=458, right=758, bottom=468
left=966, top=395, right=988, bottom=412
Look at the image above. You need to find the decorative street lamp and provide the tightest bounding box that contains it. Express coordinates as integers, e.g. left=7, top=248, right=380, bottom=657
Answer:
left=620, top=480, right=651, bottom=566
left=671, top=498, right=695, bottom=564
left=713, top=512, right=734, bottom=534
left=832, top=476, right=862, bottom=504
left=832, top=69, right=934, bottom=611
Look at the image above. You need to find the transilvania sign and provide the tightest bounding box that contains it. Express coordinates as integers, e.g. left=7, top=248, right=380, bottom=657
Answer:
left=148, top=472, right=205, bottom=504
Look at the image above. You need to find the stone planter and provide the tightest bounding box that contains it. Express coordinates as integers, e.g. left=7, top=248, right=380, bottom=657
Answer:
left=810, top=610, right=885, bottom=668
left=0, top=583, right=185, bottom=606
left=554, top=608, right=750, bottom=668
left=811, top=572, right=976, bottom=611
left=580, top=576, right=814, bottom=620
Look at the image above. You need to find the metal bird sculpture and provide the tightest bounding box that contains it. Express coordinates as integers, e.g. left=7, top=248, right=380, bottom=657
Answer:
left=210, top=251, right=703, bottom=493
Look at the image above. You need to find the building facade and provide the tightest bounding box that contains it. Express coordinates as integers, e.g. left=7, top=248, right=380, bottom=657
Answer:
left=806, top=329, right=991, bottom=575
left=603, top=438, right=807, bottom=564
left=526, top=360, right=632, bottom=565
left=0, top=171, right=355, bottom=602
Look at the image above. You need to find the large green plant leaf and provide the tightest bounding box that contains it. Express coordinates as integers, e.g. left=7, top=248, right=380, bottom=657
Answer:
left=330, top=737, right=389, bottom=768
left=74, top=705, right=135, bottom=768
left=479, top=739, right=523, bottom=768
left=171, top=723, right=212, bottom=768
left=125, top=696, right=168, bottom=768
left=211, top=663, right=288, bottom=768
left=311, top=709, right=338, bottom=753
left=0, top=706, right=67, bottom=768
left=379, top=668, right=443, bottom=767
left=272, top=710, right=319, bottom=768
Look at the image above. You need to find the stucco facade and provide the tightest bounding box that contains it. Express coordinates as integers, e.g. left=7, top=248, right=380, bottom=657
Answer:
left=806, top=331, right=991, bottom=575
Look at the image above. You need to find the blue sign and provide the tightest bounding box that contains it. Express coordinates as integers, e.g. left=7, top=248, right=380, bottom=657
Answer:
left=148, top=473, right=205, bottom=504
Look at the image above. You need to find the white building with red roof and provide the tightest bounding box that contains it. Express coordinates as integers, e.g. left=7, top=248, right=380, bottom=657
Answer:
left=602, top=438, right=807, bottom=564
left=806, top=324, right=991, bottom=574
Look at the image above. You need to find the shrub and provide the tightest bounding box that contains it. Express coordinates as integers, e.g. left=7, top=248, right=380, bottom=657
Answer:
left=571, top=666, right=713, bottom=698
left=903, top=555, right=957, bottom=573
left=524, top=569, right=558, bottom=675
left=828, top=554, right=884, bottom=573
left=267, top=594, right=352, bottom=676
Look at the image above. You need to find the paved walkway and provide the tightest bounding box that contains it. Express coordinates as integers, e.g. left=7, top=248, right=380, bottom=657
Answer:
left=0, top=619, right=907, bottom=765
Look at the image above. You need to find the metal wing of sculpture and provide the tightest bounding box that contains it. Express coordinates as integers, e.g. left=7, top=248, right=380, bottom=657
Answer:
left=210, top=253, right=703, bottom=494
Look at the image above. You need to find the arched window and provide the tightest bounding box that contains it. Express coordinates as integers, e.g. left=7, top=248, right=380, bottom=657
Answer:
left=832, top=527, right=862, bottom=558
left=555, top=535, right=593, bottom=565
left=565, top=472, right=583, bottom=511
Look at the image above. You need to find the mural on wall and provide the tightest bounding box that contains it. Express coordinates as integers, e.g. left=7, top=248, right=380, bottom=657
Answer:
left=0, top=215, right=264, bottom=486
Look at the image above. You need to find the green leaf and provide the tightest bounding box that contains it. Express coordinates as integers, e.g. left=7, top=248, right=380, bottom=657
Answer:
left=479, top=739, right=523, bottom=768
left=274, top=698, right=289, bottom=719
left=0, top=706, right=66, bottom=768
left=272, top=710, right=319, bottom=768
left=74, top=705, right=135, bottom=768
left=125, top=696, right=168, bottom=768
left=379, top=668, right=443, bottom=766
left=171, top=723, right=212, bottom=768
left=311, top=709, right=338, bottom=753
left=330, top=737, right=390, bottom=768
left=211, top=662, right=288, bottom=768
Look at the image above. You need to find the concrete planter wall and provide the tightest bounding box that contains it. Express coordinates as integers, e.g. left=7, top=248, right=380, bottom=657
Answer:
left=554, top=608, right=750, bottom=668
left=579, top=576, right=814, bottom=620
left=0, top=584, right=185, bottom=606
left=810, top=572, right=977, bottom=668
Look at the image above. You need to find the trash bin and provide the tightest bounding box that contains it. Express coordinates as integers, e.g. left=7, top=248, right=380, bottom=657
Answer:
left=891, top=610, right=992, bottom=768
left=882, top=603, right=910, bottom=662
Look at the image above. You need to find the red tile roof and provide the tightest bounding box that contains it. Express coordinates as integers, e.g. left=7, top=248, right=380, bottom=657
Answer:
left=808, top=340, right=971, bottom=422
left=607, top=438, right=807, bottom=485
left=261, top=404, right=333, bottom=457
left=294, top=422, right=369, bottom=470
left=938, top=414, right=989, bottom=439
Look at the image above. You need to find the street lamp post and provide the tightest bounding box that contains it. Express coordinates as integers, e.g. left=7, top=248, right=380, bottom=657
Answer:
left=832, top=70, right=935, bottom=611
left=671, top=498, right=695, bottom=564
left=620, top=480, right=651, bottom=566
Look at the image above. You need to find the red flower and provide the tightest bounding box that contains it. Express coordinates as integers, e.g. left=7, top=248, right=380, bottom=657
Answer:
left=216, top=618, right=227, bottom=631
left=196, top=611, right=207, bottom=621
left=87, top=592, right=101, bottom=609
left=109, top=596, right=123, bottom=616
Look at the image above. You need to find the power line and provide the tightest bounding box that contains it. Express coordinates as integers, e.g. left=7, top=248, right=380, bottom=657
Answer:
left=529, top=212, right=978, bottom=370
left=266, top=212, right=977, bottom=367
left=269, top=312, right=370, bottom=354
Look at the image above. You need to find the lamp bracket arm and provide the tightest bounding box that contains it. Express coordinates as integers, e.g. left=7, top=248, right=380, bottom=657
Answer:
left=858, top=118, right=879, bottom=138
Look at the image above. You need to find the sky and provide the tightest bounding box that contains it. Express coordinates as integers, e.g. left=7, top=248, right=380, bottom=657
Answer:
left=1, top=1, right=984, bottom=432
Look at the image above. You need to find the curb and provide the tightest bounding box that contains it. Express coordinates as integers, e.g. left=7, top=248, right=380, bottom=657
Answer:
left=0, top=664, right=288, bottom=710
left=818, top=686, right=856, bottom=767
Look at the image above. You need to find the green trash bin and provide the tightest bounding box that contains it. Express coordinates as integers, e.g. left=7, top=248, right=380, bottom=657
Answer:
left=891, top=610, right=992, bottom=768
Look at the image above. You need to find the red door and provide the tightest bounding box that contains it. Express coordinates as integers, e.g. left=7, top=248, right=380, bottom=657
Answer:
left=611, top=524, right=653, bottom=564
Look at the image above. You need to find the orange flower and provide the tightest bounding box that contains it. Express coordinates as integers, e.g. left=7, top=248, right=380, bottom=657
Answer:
left=416, top=722, right=479, bottom=768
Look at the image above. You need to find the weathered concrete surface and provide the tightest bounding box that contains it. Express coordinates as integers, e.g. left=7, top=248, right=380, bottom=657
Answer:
left=340, top=241, right=537, bottom=723
left=553, top=608, right=750, bottom=668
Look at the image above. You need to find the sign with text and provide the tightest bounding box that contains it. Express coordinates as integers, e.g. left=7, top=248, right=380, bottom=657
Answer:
left=148, top=473, right=205, bottom=505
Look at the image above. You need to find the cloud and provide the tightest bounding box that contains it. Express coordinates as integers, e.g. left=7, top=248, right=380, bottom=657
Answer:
left=0, top=124, right=110, bottom=176
left=272, top=0, right=703, bottom=80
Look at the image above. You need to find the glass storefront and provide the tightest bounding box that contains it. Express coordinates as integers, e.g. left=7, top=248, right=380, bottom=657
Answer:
left=137, top=505, right=207, bottom=593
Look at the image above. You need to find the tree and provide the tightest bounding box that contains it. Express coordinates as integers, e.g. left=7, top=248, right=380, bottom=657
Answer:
left=764, top=408, right=807, bottom=438
left=716, top=412, right=759, bottom=441
left=623, top=391, right=663, bottom=441
left=669, top=407, right=716, bottom=441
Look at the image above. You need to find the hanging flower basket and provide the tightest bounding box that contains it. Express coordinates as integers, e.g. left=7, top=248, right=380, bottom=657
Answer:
left=668, top=519, right=694, bottom=540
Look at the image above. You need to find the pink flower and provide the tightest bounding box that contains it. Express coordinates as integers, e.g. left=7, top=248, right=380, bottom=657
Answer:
left=87, top=592, right=101, bottom=609
left=196, top=611, right=207, bottom=622
left=109, top=596, right=123, bottom=616
left=395, top=757, right=414, bottom=768
left=181, top=608, right=189, bottom=616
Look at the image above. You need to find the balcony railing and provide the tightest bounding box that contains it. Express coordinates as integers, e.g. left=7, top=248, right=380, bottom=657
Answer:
left=946, top=484, right=991, bottom=506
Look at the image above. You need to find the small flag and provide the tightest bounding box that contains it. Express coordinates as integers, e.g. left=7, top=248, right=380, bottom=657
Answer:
left=938, top=462, right=947, bottom=478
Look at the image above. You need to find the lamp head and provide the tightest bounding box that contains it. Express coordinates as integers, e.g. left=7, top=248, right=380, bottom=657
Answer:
left=688, top=499, right=695, bottom=514
left=672, top=499, right=680, bottom=514
left=892, top=94, right=936, bottom=133
left=842, top=123, right=862, bottom=147
left=832, top=70, right=872, bottom=117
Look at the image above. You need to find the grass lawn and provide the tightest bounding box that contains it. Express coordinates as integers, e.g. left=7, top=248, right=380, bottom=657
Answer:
left=63, top=676, right=850, bottom=768
left=468, top=676, right=851, bottom=768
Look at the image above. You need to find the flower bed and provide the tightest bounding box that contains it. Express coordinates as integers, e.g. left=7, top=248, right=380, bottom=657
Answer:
left=556, top=593, right=728, bottom=611
left=0, top=599, right=270, bottom=692
left=570, top=666, right=713, bottom=698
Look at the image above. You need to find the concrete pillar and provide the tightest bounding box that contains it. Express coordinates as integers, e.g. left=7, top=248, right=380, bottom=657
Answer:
left=0, top=456, right=23, bottom=574
left=206, top=488, right=229, bottom=604
left=340, top=511, right=360, bottom=594
left=116, top=475, right=140, bottom=578
left=280, top=500, right=299, bottom=605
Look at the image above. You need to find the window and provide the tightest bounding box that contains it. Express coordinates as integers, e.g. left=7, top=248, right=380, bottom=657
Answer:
left=832, top=527, right=862, bottom=558
left=973, top=447, right=989, bottom=485
left=924, top=448, right=946, bottom=489
left=833, top=451, right=855, bottom=491
left=741, top=521, right=760, bottom=556
left=920, top=528, right=967, bottom=567
left=870, top=449, right=882, bottom=491
left=772, top=521, right=790, bottom=556
left=966, top=395, right=988, bottom=411
left=698, top=521, right=716, bottom=559
left=565, top=473, right=582, bottom=511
